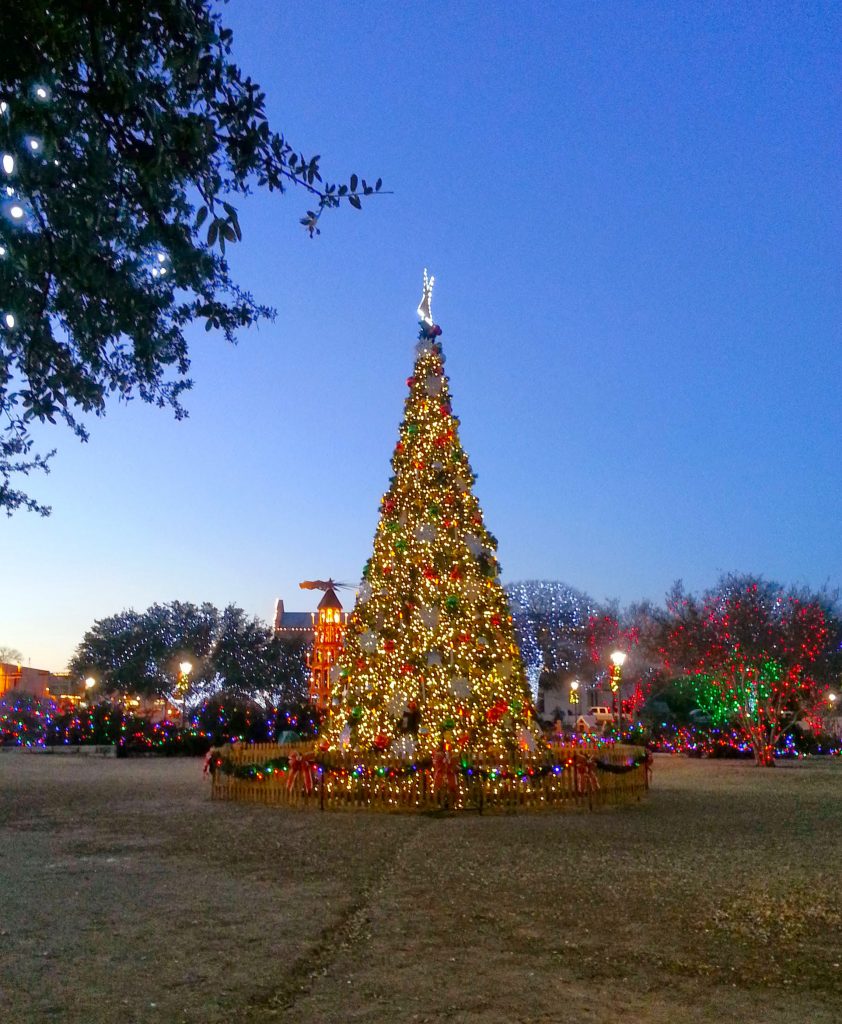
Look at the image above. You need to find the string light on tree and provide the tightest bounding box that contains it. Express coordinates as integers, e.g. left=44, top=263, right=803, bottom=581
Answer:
left=661, top=575, right=832, bottom=767
left=505, top=581, right=602, bottom=697
left=150, top=251, right=170, bottom=278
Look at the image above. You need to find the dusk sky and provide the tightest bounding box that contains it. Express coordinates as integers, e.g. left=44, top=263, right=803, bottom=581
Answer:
left=4, top=1, right=840, bottom=672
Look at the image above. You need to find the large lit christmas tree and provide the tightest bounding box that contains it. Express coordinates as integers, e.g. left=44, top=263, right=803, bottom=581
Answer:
left=323, top=273, right=538, bottom=760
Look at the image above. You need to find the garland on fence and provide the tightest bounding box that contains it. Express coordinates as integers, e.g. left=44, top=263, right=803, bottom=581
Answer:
left=211, top=750, right=649, bottom=786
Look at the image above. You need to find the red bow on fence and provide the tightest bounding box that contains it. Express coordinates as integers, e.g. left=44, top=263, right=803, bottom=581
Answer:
left=286, top=752, right=316, bottom=795
left=644, top=751, right=654, bottom=787
left=574, top=754, right=600, bottom=795
left=431, top=750, right=460, bottom=793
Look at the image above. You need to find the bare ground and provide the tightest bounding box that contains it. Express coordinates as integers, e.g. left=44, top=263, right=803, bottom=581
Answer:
left=0, top=753, right=840, bottom=1024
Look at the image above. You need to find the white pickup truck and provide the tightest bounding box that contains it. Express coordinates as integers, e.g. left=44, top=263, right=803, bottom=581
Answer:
left=576, top=706, right=616, bottom=733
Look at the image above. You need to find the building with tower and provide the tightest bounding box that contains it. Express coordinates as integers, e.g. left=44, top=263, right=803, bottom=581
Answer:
left=273, top=583, right=349, bottom=712
left=306, top=584, right=348, bottom=712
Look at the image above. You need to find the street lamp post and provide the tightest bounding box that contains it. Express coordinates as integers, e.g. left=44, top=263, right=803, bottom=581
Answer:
left=178, top=660, right=193, bottom=727
left=570, top=679, right=580, bottom=734
left=610, top=651, right=627, bottom=741
left=82, top=676, right=96, bottom=709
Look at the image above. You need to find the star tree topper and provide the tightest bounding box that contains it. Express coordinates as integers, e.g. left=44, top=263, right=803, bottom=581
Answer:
left=417, top=268, right=435, bottom=326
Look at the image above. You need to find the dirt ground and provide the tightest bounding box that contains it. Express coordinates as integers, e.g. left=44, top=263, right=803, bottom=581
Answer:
left=0, top=753, right=840, bottom=1024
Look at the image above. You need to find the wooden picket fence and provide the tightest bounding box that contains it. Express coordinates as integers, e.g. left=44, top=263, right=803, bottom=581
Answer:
left=210, top=741, right=649, bottom=813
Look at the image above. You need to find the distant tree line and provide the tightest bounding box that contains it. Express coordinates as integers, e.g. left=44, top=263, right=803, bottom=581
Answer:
left=507, top=573, right=841, bottom=766
left=67, top=574, right=841, bottom=767
left=69, top=600, right=308, bottom=711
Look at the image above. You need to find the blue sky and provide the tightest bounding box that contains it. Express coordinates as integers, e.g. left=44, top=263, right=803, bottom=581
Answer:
left=4, top=0, right=840, bottom=671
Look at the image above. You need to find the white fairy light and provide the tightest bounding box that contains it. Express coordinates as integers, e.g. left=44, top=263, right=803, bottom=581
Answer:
left=0, top=102, right=7, bottom=114
left=5, top=186, right=13, bottom=196
left=4, top=313, right=15, bottom=329
left=0, top=244, right=6, bottom=256
left=9, top=204, right=24, bottom=219
left=27, top=138, right=41, bottom=152
left=2, top=154, right=13, bottom=174
left=34, top=85, right=49, bottom=101
left=150, top=251, right=169, bottom=279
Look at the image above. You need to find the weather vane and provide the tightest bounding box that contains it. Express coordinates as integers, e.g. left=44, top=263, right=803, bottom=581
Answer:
left=417, top=268, right=435, bottom=325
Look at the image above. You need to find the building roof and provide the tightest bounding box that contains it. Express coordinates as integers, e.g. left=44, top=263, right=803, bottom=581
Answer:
left=277, top=611, right=313, bottom=630
left=317, top=586, right=343, bottom=611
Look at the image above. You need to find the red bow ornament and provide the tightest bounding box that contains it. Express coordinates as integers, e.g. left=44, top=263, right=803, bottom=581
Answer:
left=486, top=699, right=508, bottom=724
left=287, top=752, right=316, bottom=795
left=574, top=753, right=600, bottom=795
left=431, top=750, right=460, bottom=793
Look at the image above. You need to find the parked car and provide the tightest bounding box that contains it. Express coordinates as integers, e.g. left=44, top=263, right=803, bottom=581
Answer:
left=576, top=706, right=615, bottom=734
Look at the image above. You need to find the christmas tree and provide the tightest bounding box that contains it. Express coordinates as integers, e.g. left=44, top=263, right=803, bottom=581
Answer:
left=323, top=273, right=538, bottom=760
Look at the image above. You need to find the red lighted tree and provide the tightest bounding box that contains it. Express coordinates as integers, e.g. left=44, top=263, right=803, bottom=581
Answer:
left=585, top=610, right=656, bottom=723
left=661, top=575, right=832, bottom=766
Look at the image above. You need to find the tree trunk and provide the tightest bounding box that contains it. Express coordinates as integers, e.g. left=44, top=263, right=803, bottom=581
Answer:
left=754, top=744, right=775, bottom=767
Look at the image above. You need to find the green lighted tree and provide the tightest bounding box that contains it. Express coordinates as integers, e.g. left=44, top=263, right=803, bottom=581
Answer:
left=660, top=575, right=834, bottom=766
left=322, top=279, right=538, bottom=759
